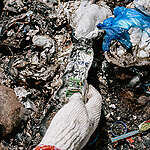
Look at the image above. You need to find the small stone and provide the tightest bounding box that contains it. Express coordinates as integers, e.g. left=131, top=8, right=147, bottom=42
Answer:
left=0, top=86, right=24, bottom=137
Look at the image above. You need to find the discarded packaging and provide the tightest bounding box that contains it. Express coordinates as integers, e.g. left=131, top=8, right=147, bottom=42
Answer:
left=54, top=38, right=94, bottom=101
left=97, top=6, right=150, bottom=52
left=97, top=6, right=150, bottom=67
left=32, top=35, right=55, bottom=52
left=72, top=1, right=112, bottom=39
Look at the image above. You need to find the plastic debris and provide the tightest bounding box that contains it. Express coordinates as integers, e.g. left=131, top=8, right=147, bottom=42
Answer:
left=97, top=6, right=150, bottom=52
left=111, top=120, right=150, bottom=143
left=54, top=2, right=111, bottom=101
left=14, top=87, right=30, bottom=100
left=128, top=75, right=140, bottom=87
left=102, top=7, right=150, bottom=67
left=35, top=145, right=60, bottom=150
left=0, top=0, right=149, bottom=149
left=54, top=38, right=94, bottom=101
left=72, top=1, right=112, bottom=39
left=24, top=100, right=37, bottom=112
left=134, top=0, right=150, bottom=15
left=32, top=35, right=55, bottom=50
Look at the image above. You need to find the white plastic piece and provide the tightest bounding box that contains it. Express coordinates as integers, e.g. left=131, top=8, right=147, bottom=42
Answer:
left=73, top=1, right=112, bottom=39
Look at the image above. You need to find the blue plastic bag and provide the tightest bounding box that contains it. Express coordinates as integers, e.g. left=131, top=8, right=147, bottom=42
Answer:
left=97, top=6, right=150, bottom=52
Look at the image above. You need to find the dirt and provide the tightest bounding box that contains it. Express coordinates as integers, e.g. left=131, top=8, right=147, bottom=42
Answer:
left=0, top=0, right=149, bottom=150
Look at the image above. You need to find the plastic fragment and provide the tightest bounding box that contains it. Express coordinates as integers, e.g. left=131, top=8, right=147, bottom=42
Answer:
left=32, top=35, right=55, bottom=55
left=134, top=0, right=150, bottom=15
left=54, top=38, right=94, bottom=101
left=139, top=120, right=150, bottom=132
left=73, top=1, right=112, bottom=39
left=97, top=6, right=150, bottom=52
left=111, top=130, right=139, bottom=143
left=126, top=137, right=135, bottom=144
left=14, top=87, right=30, bottom=100
left=24, top=100, right=37, bottom=112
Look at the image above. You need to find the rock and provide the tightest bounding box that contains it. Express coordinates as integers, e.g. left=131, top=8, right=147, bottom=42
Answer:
left=0, top=86, right=24, bottom=137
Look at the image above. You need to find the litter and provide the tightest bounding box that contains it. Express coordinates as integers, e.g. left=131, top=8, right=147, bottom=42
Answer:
left=54, top=38, right=94, bottom=101
left=32, top=35, right=54, bottom=49
left=144, top=83, right=150, bottom=95
left=14, top=86, right=30, bottom=101
left=111, top=120, right=150, bottom=143
left=97, top=6, right=150, bottom=52
left=72, top=1, right=112, bottom=39
left=134, top=0, right=150, bottom=15
left=111, top=121, right=127, bottom=137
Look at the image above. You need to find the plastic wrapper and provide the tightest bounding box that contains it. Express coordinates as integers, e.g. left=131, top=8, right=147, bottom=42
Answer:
left=97, top=6, right=150, bottom=52
left=97, top=6, right=150, bottom=67
left=54, top=38, right=93, bottom=102
left=53, top=1, right=111, bottom=101
left=32, top=35, right=55, bottom=54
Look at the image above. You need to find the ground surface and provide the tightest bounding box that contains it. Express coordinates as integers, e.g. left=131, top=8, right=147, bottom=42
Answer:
left=0, top=0, right=150, bottom=150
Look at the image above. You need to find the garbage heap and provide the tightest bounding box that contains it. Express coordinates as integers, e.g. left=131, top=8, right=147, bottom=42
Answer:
left=0, top=0, right=150, bottom=149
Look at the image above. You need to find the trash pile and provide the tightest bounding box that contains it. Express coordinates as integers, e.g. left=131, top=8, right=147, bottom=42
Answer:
left=100, top=1, right=150, bottom=67
left=0, top=0, right=150, bottom=149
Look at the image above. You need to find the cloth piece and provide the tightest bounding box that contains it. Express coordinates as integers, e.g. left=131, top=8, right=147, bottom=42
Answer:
left=35, top=145, right=60, bottom=150
left=97, top=6, right=150, bottom=52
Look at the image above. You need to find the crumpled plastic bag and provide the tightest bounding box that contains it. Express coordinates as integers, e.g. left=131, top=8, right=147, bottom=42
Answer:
left=72, top=1, right=112, bottom=39
left=104, top=26, right=150, bottom=67
left=97, top=6, right=150, bottom=52
left=134, top=0, right=150, bottom=15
